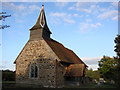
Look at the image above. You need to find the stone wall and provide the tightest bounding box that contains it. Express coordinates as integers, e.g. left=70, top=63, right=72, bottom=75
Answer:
left=55, top=60, right=66, bottom=88
left=15, top=39, right=64, bottom=87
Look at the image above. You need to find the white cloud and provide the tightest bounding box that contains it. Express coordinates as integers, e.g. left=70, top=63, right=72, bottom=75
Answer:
left=3, top=3, right=27, bottom=17
left=49, top=12, right=75, bottom=24
left=86, top=15, right=89, bottom=17
left=75, top=2, right=89, bottom=12
left=2, top=0, right=39, bottom=2
left=17, top=4, right=26, bottom=11
left=112, top=16, right=118, bottom=21
left=88, top=64, right=99, bottom=70
left=79, top=22, right=89, bottom=33
left=73, top=13, right=78, bottom=17
left=55, top=0, right=68, bottom=7
left=3, top=2, right=41, bottom=23
left=68, top=6, right=74, bottom=10
left=29, top=5, right=40, bottom=11
left=83, top=5, right=98, bottom=13
left=69, top=2, right=118, bottom=22
left=3, top=2, right=26, bottom=13
left=79, top=21, right=102, bottom=33
left=73, top=14, right=83, bottom=18
left=111, top=2, right=118, bottom=8
left=86, top=19, right=92, bottom=22
left=56, top=2, right=67, bottom=7
left=71, top=2, right=99, bottom=14
left=82, top=57, right=101, bottom=60
left=63, top=18, right=75, bottom=24
left=90, top=22, right=101, bottom=28
left=97, top=10, right=118, bottom=19
left=3, top=2, right=40, bottom=16
left=81, top=57, right=102, bottom=70
left=50, top=12, right=66, bottom=17
left=1, top=0, right=9, bottom=1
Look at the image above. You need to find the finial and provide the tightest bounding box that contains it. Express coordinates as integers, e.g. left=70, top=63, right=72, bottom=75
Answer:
left=42, top=4, right=44, bottom=8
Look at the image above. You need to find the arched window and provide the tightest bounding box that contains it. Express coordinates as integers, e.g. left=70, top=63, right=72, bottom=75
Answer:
left=30, top=63, right=38, bottom=78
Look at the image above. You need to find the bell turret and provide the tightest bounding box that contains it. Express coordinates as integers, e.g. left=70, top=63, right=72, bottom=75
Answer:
left=29, top=5, right=52, bottom=40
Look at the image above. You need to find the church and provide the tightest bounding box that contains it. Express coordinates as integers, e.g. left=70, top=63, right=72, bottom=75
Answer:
left=14, top=5, right=87, bottom=88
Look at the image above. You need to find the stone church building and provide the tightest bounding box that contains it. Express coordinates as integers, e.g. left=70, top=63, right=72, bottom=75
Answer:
left=14, top=5, right=87, bottom=88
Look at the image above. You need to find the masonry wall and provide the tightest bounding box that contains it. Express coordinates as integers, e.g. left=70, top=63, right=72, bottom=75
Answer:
left=15, top=40, right=61, bottom=87
left=55, top=60, right=66, bottom=88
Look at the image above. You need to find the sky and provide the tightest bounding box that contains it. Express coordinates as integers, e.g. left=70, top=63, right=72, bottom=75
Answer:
left=1, top=1, right=119, bottom=71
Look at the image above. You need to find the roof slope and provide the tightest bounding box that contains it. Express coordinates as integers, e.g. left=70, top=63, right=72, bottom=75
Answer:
left=65, top=64, right=85, bottom=77
left=45, top=39, right=87, bottom=66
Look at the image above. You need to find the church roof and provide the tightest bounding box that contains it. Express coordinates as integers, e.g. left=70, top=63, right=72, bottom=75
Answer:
left=65, top=64, right=85, bottom=77
left=45, top=39, right=87, bottom=66
left=30, top=5, right=51, bottom=34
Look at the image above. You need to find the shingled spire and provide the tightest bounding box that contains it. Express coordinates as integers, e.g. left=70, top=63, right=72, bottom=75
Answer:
left=29, top=5, right=52, bottom=40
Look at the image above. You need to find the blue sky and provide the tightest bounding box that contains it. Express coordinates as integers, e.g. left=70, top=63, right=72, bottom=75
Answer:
left=1, top=1, right=118, bottom=71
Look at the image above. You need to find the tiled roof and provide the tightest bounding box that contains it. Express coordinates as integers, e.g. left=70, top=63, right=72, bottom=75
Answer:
left=65, top=64, right=85, bottom=77
left=45, top=39, right=87, bottom=66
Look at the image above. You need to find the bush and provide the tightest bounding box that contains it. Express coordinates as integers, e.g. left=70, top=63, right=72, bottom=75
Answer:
left=2, top=70, right=15, bottom=81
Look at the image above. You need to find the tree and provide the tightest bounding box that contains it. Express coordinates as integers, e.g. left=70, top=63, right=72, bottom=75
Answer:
left=0, top=12, right=11, bottom=29
left=98, top=56, right=117, bottom=81
left=86, top=68, right=100, bottom=81
left=114, top=35, right=120, bottom=57
left=114, top=34, right=120, bottom=87
left=2, top=70, right=15, bottom=81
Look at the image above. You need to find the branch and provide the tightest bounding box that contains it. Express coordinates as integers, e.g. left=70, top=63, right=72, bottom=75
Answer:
left=0, top=15, right=11, bottom=21
left=0, top=25, right=10, bottom=29
left=0, top=12, right=6, bottom=14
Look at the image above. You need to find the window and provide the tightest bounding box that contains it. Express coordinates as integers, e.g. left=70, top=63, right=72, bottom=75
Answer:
left=30, top=63, right=38, bottom=78
left=31, top=66, right=34, bottom=78
left=35, top=65, right=38, bottom=78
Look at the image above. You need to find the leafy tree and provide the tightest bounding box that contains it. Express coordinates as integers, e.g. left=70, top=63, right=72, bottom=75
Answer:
left=86, top=68, right=100, bottom=81
left=98, top=56, right=117, bottom=81
left=0, top=12, right=11, bottom=29
left=2, top=70, right=15, bottom=81
left=114, top=35, right=120, bottom=57
left=114, top=34, right=120, bottom=87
